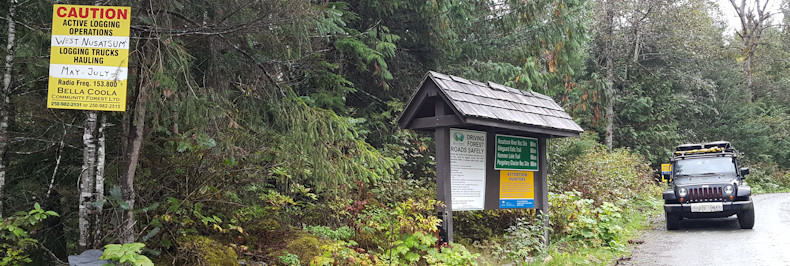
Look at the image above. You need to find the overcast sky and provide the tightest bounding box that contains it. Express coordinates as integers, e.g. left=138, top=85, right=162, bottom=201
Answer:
left=716, top=0, right=784, bottom=35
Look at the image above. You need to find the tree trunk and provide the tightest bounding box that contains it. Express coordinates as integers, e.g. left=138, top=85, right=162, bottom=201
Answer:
left=604, top=0, right=615, bottom=150
left=119, top=75, right=147, bottom=243
left=0, top=0, right=18, bottom=218
left=117, top=37, right=152, bottom=242
left=730, top=0, right=771, bottom=101
left=93, top=114, right=106, bottom=247
left=78, top=1, right=109, bottom=250
left=46, top=125, right=67, bottom=199
left=743, top=56, right=753, bottom=91
left=79, top=111, right=98, bottom=252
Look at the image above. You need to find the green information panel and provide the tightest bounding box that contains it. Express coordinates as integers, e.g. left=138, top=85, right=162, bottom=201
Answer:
left=495, top=134, right=538, bottom=171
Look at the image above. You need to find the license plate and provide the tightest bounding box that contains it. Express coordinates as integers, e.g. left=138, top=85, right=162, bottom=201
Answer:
left=691, top=202, right=723, bottom=212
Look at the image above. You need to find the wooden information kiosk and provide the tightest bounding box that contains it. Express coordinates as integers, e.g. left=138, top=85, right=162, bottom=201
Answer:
left=398, top=72, right=583, bottom=243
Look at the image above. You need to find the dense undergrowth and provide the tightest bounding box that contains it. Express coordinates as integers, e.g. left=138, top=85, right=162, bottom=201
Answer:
left=238, top=133, right=664, bottom=265
left=3, top=125, right=666, bottom=265
left=154, top=132, right=660, bottom=265
left=453, top=134, right=662, bottom=265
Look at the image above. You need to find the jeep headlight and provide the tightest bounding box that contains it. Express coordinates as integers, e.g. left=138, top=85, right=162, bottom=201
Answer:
left=677, top=187, right=688, bottom=197
left=724, top=185, right=734, bottom=194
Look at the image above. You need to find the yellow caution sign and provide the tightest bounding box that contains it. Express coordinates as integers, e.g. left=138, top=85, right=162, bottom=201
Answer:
left=48, top=4, right=131, bottom=112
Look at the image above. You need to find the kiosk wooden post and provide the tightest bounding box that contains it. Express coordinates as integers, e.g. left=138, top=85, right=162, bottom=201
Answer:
left=435, top=126, right=453, bottom=242
left=538, top=137, right=549, bottom=243
left=398, top=72, right=583, bottom=244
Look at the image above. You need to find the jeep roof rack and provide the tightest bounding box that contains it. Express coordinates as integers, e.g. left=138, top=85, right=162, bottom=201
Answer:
left=675, top=141, right=732, bottom=152
left=672, top=141, right=738, bottom=159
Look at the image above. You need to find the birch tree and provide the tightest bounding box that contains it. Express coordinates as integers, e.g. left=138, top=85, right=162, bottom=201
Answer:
left=77, top=0, right=111, bottom=251
left=93, top=114, right=106, bottom=247
left=0, top=0, right=18, bottom=218
left=78, top=111, right=97, bottom=251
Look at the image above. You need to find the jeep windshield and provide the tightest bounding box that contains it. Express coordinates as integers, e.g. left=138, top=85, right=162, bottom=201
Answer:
left=674, top=157, right=737, bottom=176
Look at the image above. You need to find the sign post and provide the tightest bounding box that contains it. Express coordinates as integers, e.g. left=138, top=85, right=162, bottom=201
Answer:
left=48, top=4, right=131, bottom=112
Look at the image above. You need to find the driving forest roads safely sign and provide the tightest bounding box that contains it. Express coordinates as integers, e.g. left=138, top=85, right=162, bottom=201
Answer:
left=48, top=4, right=131, bottom=112
left=495, top=134, right=538, bottom=171
left=449, top=129, right=486, bottom=211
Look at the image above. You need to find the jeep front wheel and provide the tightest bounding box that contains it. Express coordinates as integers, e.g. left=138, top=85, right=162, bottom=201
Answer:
left=666, top=212, right=681, bottom=230
left=738, top=208, right=755, bottom=229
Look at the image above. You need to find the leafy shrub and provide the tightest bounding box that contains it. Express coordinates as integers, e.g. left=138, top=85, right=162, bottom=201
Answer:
left=352, top=198, right=441, bottom=250
left=309, top=200, right=482, bottom=265
left=548, top=191, right=624, bottom=248
left=305, top=225, right=353, bottom=241
left=381, top=231, right=439, bottom=264
left=101, top=243, right=154, bottom=266
left=549, top=191, right=588, bottom=237
left=278, top=252, right=300, bottom=266
left=425, top=244, right=480, bottom=265
left=746, top=162, right=790, bottom=193
left=550, top=140, right=653, bottom=205
left=0, top=203, right=58, bottom=265
left=312, top=239, right=374, bottom=265
left=502, top=215, right=547, bottom=261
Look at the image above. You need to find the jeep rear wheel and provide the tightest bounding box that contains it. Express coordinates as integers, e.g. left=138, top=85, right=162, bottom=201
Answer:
left=666, top=212, right=681, bottom=230
left=738, top=208, right=755, bottom=229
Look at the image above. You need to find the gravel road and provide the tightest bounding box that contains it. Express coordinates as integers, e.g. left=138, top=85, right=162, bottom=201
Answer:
left=622, top=193, right=790, bottom=265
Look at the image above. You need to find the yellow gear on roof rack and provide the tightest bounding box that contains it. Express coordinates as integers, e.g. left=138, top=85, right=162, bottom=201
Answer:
left=674, top=146, right=724, bottom=155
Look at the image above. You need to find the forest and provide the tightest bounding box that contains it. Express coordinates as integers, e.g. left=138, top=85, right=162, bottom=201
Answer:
left=1, top=0, right=790, bottom=265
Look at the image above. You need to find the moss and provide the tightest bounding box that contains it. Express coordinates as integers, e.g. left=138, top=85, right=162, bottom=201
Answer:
left=268, top=230, right=322, bottom=264
left=177, top=235, right=239, bottom=266
left=285, top=233, right=321, bottom=262
left=255, top=218, right=282, bottom=232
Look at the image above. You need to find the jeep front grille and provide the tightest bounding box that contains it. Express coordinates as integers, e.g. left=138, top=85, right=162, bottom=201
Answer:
left=688, top=187, right=724, bottom=202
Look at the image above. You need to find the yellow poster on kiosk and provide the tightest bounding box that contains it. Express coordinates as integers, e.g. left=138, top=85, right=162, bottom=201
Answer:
left=499, top=171, right=535, bottom=208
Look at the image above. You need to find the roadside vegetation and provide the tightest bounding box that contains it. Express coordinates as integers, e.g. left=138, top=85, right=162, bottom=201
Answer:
left=2, top=0, right=790, bottom=265
left=747, top=163, right=790, bottom=194
left=457, top=135, right=662, bottom=265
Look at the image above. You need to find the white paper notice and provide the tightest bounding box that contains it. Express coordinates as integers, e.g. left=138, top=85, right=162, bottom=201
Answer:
left=449, top=128, right=486, bottom=210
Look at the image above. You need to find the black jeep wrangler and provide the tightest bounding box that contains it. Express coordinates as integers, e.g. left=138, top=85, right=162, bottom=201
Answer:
left=662, top=141, right=754, bottom=230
